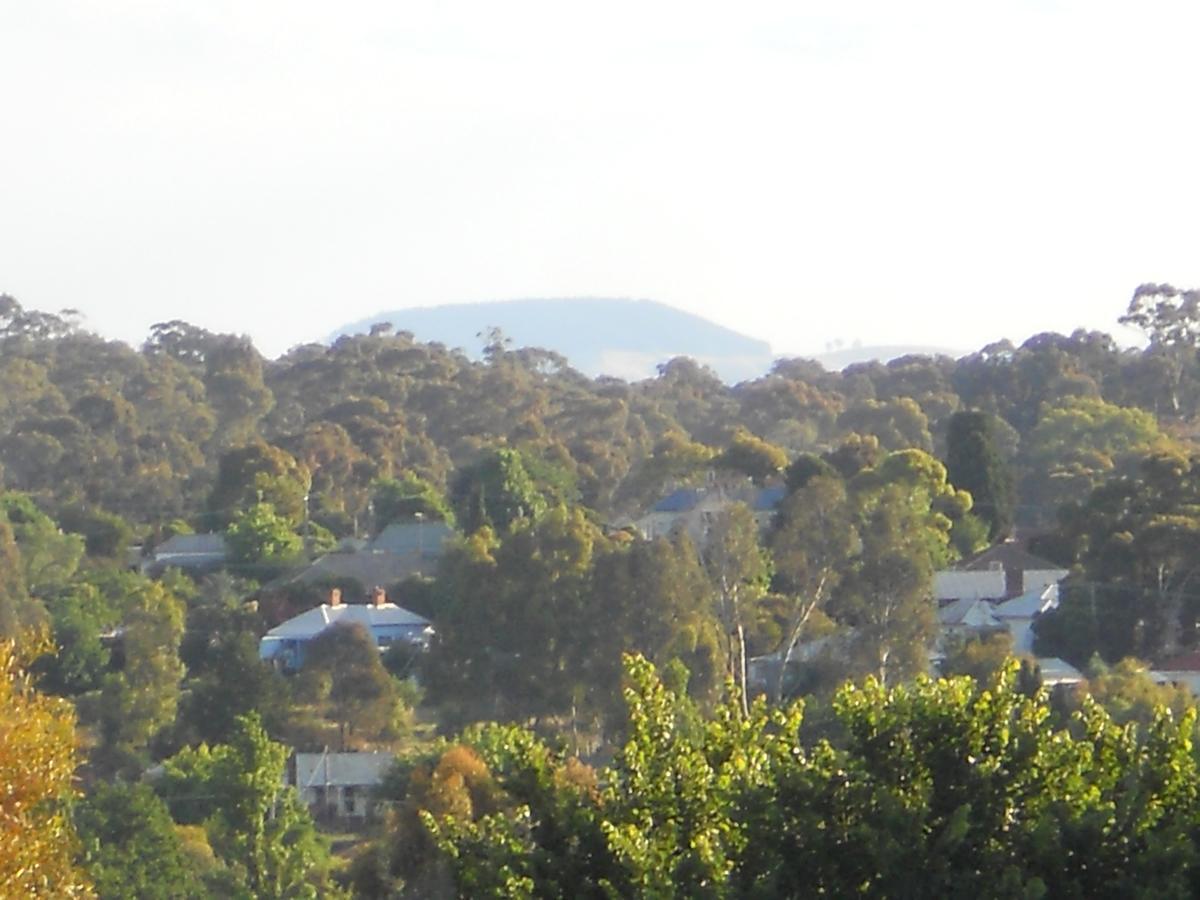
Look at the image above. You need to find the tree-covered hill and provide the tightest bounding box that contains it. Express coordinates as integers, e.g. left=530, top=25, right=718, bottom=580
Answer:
left=10, top=285, right=1200, bottom=896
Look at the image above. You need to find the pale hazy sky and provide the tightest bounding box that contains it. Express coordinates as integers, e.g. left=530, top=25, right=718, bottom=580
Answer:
left=3, top=1, right=1198, bottom=360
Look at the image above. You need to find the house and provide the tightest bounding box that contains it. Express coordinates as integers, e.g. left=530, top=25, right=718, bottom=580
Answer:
left=937, top=596, right=1003, bottom=639
left=292, top=750, right=395, bottom=821
left=1150, top=651, right=1200, bottom=696
left=935, top=584, right=1059, bottom=656
left=259, top=520, right=453, bottom=597
left=751, top=485, right=787, bottom=530
left=933, top=569, right=1007, bottom=604
left=143, top=532, right=228, bottom=576
left=368, top=519, right=454, bottom=558
left=633, top=481, right=786, bottom=546
left=260, top=549, right=437, bottom=595
left=992, top=584, right=1059, bottom=654
left=1034, top=656, right=1085, bottom=688
left=952, top=541, right=1069, bottom=601
left=259, top=587, right=432, bottom=671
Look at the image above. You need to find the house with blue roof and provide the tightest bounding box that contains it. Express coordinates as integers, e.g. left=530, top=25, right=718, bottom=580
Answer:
left=259, top=587, right=432, bottom=671
left=633, top=480, right=786, bottom=547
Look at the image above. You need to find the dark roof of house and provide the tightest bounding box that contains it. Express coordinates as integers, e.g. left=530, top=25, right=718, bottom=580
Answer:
left=261, top=550, right=433, bottom=593
left=957, top=542, right=1065, bottom=573
left=652, top=488, right=703, bottom=513
left=1157, top=651, right=1200, bottom=672
left=155, top=533, right=228, bottom=558
left=368, top=520, right=454, bottom=556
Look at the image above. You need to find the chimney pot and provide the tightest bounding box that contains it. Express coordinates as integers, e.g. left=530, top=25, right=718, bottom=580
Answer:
left=329, top=588, right=342, bottom=607
left=372, top=586, right=386, bottom=607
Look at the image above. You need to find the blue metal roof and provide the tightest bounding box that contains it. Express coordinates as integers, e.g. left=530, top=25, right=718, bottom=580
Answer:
left=753, top=485, right=786, bottom=510
left=652, top=488, right=703, bottom=513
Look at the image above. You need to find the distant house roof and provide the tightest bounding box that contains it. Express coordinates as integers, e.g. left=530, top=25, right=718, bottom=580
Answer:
left=368, top=520, right=454, bottom=556
left=146, top=532, right=229, bottom=575
left=155, top=533, right=227, bottom=558
left=1156, top=651, right=1200, bottom=672
left=753, top=485, right=787, bottom=511
left=294, top=751, right=395, bottom=789
left=994, top=584, right=1059, bottom=620
left=652, top=488, right=703, bottom=513
left=263, top=601, right=430, bottom=641
left=954, top=542, right=1068, bottom=599
left=957, top=542, right=1063, bottom=574
left=261, top=550, right=434, bottom=593
left=1036, top=657, right=1084, bottom=687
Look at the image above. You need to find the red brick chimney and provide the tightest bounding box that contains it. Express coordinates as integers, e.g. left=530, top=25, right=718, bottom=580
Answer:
left=329, top=588, right=342, bottom=607
left=371, top=586, right=387, bottom=608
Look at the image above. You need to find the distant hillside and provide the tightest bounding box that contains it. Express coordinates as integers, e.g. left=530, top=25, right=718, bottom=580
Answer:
left=332, top=298, right=775, bottom=382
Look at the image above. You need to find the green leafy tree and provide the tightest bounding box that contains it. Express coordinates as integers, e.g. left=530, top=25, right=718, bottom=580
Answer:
left=371, top=472, right=454, bottom=529
left=96, top=579, right=186, bottom=771
left=1021, top=395, right=1169, bottom=526
left=430, top=507, right=603, bottom=725
left=36, top=583, right=112, bottom=696
left=299, top=622, right=404, bottom=749
left=157, top=713, right=334, bottom=899
left=0, top=516, right=41, bottom=638
left=207, top=441, right=310, bottom=529
left=419, top=656, right=1200, bottom=899
left=0, top=491, right=84, bottom=597
left=589, top=533, right=723, bottom=719
left=944, top=410, right=1014, bottom=541
left=75, top=782, right=206, bottom=899
left=714, top=428, right=788, bottom=486
left=1034, top=451, right=1200, bottom=664
left=769, top=474, right=860, bottom=702
left=834, top=484, right=939, bottom=687
left=450, top=448, right=548, bottom=535
left=1119, top=282, right=1200, bottom=414
left=225, top=502, right=303, bottom=565
left=56, top=505, right=133, bottom=559
left=701, top=503, right=770, bottom=709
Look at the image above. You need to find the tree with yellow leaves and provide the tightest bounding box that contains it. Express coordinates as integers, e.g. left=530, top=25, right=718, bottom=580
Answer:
left=0, top=634, right=92, bottom=896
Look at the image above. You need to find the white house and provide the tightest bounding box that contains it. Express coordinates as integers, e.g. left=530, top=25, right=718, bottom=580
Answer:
left=293, top=750, right=395, bottom=820
left=933, top=570, right=1007, bottom=604
left=992, top=584, right=1060, bottom=654
left=259, top=587, right=432, bottom=671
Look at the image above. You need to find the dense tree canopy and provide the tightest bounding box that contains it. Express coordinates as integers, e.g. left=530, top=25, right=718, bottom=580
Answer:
left=9, top=291, right=1200, bottom=895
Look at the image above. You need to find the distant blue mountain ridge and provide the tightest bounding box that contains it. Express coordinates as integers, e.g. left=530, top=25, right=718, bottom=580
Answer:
left=331, top=298, right=960, bottom=382
left=332, top=298, right=776, bottom=382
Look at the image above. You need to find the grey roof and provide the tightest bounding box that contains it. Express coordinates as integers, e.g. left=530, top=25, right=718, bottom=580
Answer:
left=1036, top=657, right=1084, bottom=686
left=263, top=601, right=430, bottom=641
left=155, top=533, right=228, bottom=558
left=937, top=597, right=1000, bottom=628
left=994, top=584, right=1058, bottom=619
left=369, top=520, right=454, bottom=556
left=294, top=751, right=395, bottom=788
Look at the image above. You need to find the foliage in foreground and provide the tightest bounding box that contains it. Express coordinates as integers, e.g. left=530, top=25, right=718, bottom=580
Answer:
left=0, top=634, right=93, bottom=896
left=362, top=655, right=1200, bottom=899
